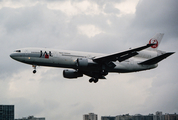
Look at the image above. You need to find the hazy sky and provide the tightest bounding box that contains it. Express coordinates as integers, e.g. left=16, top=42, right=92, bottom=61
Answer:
left=0, top=0, right=178, bottom=120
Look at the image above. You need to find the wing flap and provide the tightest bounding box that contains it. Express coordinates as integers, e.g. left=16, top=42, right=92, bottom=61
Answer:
left=93, top=44, right=155, bottom=63
left=139, top=52, right=175, bottom=65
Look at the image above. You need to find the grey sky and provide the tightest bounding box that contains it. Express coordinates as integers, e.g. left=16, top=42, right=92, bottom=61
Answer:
left=0, top=0, right=178, bottom=120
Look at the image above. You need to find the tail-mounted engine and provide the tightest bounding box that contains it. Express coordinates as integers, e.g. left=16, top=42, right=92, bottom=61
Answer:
left=63, top=69, right=83, bottom=79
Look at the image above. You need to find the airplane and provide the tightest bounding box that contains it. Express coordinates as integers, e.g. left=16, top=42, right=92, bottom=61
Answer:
left=10, top=33, right=174, bottom=83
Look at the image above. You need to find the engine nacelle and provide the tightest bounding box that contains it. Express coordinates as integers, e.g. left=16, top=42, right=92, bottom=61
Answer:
left=77, top=58, right=88, bottom=67
left=77, top=58, right=97, bottom=68
left=63, top=69, right=83, bottom=79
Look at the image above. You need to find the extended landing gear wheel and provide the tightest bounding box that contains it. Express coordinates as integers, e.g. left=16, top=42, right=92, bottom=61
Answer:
left=33, top=70, right=36, bottom=74
left=89, top=78, right=98, bottom=83
left=94, top=79, right=98, bottom=83
left=89, top=78, right=93, bottom=83
left=32, top=65, right=37, bottom=74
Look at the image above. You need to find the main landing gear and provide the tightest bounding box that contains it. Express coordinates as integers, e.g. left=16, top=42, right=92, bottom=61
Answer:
left=32, top=65, right=37, bottom=74
left=89, top=78, right=98, bottom=83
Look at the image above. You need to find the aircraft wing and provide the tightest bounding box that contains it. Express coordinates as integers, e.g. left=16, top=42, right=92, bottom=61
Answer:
left=93, top=44, right=155, bottom=63
left=138, top=52, right=175, bottom=65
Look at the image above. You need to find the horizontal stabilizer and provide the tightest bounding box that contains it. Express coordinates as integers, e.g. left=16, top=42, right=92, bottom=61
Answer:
left=139, top=52, right=175, bottom=65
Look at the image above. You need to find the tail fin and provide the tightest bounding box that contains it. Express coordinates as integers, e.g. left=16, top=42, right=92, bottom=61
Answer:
left=148, top=33, right=164, bottom=50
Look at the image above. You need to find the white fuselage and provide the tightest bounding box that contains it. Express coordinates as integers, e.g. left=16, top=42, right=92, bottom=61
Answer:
left=10, top=48, right=158, bottom=73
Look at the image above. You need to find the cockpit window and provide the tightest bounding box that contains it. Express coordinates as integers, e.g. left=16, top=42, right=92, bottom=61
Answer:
left=15, top=50, right=21, bottom=52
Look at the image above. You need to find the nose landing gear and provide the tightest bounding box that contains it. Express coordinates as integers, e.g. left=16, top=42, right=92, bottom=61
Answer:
left=33, top=70, right=36, bottom=74
left=32, top=65, right=37, bottom=74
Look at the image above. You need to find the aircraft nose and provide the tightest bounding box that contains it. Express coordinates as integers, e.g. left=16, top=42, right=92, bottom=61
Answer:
left=10, top=53, right=18, bottom=59
left=10, top=53, right=15, bottom=59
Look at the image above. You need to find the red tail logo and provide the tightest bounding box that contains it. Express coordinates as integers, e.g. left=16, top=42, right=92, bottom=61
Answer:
left=149, top=39, right=158, bottom=48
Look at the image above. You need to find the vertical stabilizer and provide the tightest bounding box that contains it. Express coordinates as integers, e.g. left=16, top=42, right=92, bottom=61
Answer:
left=148, top=33, right=164, bottom=50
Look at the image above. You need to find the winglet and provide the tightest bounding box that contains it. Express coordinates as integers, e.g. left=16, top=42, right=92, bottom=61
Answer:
left=147, top=43, right=157, bottom=47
